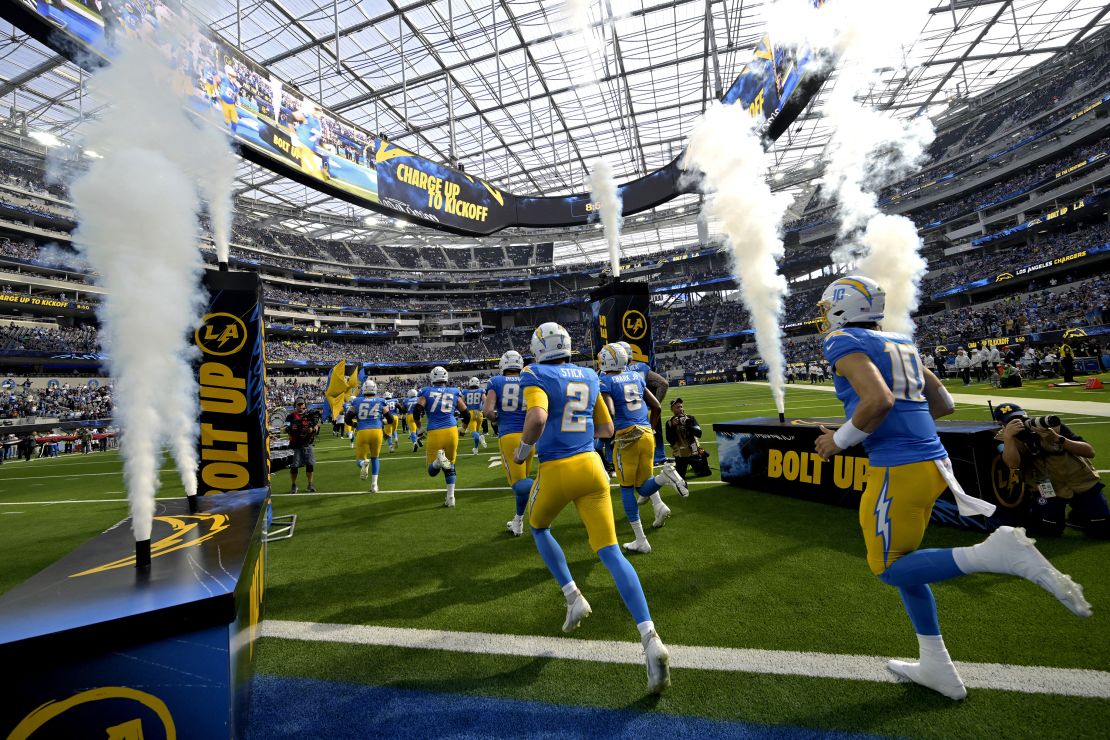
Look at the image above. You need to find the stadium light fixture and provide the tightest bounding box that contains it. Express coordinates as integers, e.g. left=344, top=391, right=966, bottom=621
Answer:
left=83, top=150, right=102, bottom=159
left=394, top=219, right=408, bottom=229
left=773, top=172, right=785, bottom=182
left=29, top=131, right=61, bottom=147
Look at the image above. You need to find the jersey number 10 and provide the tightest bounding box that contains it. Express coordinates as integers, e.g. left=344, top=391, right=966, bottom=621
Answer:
left=884, top=342, right=926, bottom=402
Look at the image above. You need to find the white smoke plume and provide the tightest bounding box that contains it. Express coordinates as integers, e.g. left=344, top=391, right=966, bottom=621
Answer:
left=684, top=102, right=792, bottom=414
left=589, top=158, right=623, bottom=277
left=70, top=27, right=235, bottom=541
left=769, top=0, right=934, bottom=336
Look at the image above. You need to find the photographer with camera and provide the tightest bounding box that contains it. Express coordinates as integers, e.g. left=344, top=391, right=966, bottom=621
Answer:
left=665, top=398, right=711, bottom=479
left=995, top=403, right=1107, bottom=539
left=284, top=397, right=321, bottom=494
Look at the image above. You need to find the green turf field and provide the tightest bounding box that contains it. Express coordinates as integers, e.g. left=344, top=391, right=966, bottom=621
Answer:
left=2, top=378, right=1109, bottom=738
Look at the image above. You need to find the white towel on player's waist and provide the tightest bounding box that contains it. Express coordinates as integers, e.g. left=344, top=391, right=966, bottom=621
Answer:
left=934, top=457, right=996, bottom=517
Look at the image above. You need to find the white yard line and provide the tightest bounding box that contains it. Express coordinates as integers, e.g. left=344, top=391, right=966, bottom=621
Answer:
left=0, top=480, right=723, bottom=506
left=261, top=620, right=1110, bottom=699
left=740, top=382, right=1110, bottom=418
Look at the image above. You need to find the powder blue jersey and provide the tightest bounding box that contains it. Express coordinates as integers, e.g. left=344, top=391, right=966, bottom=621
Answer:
left=351, top=395, right=385, bottom=431
left=520, top=363, right=601, bottom=463
left=822, top=327, right=947, bottom=467
left=626, top=361, right=651, bottom=383
left=419, top=385, right=462, bottom=431
left=403, top=397, right=419, bottom=416
left=599, top=371, right=650, bottom=432
left=463, top=387, right=484, bottom=411
left=487, top=374, right=526, bottom=436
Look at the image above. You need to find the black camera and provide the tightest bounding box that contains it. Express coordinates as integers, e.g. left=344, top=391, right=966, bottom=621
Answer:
left=1022, top=415, right=1060, bottom=430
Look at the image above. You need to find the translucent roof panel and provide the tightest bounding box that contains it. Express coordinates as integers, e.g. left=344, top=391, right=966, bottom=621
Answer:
left=1, top=1, right=1107, bottom=266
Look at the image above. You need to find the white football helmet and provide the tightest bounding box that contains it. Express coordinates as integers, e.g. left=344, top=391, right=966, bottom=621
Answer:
left=598, top=343, right=628, bottom=373
left=468, top=376, right=481, bottom=388
left=531, top=322, right=572, bottom=362
left=430, top=366, right=449, bottom=384
left=362, top=379, right=377, bottom=396
left=499, top=350, right=524, bottom=373
left=816, top=275, right=886, bottom=334
left=615, top=341, right=634, bottom=362
left=384, top=391, right=393, bottom=400
left=407, top=388, right=418, bottom=398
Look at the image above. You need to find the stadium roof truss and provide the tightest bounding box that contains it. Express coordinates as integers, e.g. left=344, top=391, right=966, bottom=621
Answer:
left=1, top=0, right=1108, bottom=264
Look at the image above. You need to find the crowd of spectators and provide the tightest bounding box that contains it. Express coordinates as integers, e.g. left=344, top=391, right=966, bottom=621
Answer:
left=909, top=135, right=1110, bottom=228
left=915, top=273, right=1107, bottom=347
left=921, top=221, right=1110, bottom=297
left=1, top=381, right=112, bottom=420
left=0, top=324, right=99, bottom=353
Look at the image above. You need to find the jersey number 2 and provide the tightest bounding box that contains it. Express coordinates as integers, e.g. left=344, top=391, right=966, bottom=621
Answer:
left=561, top=382, right=590, bottom=432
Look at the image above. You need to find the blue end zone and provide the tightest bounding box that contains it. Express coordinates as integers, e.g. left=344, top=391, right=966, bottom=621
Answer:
left=247, top=675, right=876, bottom=739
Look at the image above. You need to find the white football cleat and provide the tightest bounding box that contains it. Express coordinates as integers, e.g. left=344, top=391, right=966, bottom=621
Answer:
left=642, top=630, right=671, bottom=694
left=444, top=493, right=456, bottom=508
left=888, top=658, right=967, bottom=701
left=562, top=593, right=592, bottom=633
left=652, top=503, right=672, bottom=529
left=358, top=461, right=369, bottom=480
left=623, top=538, right=652, bottom=554
left=472, top=447, right=479, bottom=455
left=479, top=435, right=488, bottom=449
left=659, top=463, right=689, bottom=497
left=435, top=449, right=453, bottom=473
left=370, top=482, right=379, bottom=493
left=506, top=517, right=524, bottom=537
left=974, top=526, right=1092, bottom=617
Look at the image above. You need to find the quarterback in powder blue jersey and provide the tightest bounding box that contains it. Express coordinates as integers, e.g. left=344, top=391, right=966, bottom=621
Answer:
left=414, top=367, right=468, bottom=508
left=814, top=275, right=1090, bottom=701
left=598, top=344, right=687, bottom=555
left=515, top=322, right=670, bottom=694
left=351, top=379, right=387, bottom=493
left=483, top=350, right=533, bottom=536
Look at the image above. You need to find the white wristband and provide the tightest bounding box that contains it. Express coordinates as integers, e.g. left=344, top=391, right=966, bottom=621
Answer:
left=833, top=419, right=870, bottom=450
left=514, top=442, right=533, bottom=462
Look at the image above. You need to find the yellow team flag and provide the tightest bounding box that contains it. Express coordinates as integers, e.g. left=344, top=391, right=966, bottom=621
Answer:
left=346, top=366, right=360, bottom=401
left=325, top=360, right=348, bottom=421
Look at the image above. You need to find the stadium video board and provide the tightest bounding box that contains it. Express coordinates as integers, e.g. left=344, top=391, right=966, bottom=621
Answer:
left=4, top=0, right=831, bottom=235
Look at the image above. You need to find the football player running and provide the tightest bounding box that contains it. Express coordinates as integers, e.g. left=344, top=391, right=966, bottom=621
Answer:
left=516, top=322, right=670, bottom=694
left=615, top=340, right=670, bottom=465
left=403, top=389, right=422, bottom=453
left=814, top=275, right=1091, bottom=700
left=484, top=350, right=534, bottom=537
left=464, top=377, right=487, bottom=455
left=598, top=343, right=688, bottom=554
left=414, top=366, right=468, bottom=508
left=382, top=391, right=397, bottom=453
left=352, top=379, right=387, bottom=493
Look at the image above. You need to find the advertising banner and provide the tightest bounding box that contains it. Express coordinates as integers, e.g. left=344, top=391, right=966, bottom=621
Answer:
left=0, top=292, right=94, bottom=314
left=194, top=269, right=270, bottom=496
left=715, top=417, right=1027, bottom=532
left=590, top=281, right=654, bottom=369
left=1, top=0, right=831, bottom=236
left=931, top=241, right=1110, bottom=299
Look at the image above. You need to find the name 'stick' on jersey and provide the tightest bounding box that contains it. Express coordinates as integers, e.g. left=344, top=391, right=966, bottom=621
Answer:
left=520, top=363, right=601, bottom=463
left=822, top=327, right=946, bottom=467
